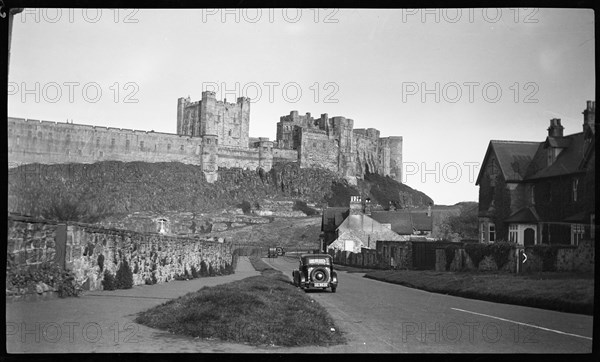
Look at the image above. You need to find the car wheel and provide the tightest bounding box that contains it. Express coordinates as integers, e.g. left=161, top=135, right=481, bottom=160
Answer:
left=331, top=286, right=337, bottom=293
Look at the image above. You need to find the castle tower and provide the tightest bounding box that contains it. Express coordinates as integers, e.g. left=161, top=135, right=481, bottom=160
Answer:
left=258, top=137, right=273, bottom=171
left=378, top=138, right=391, bottom=177
left=237, top=96, right=251, bottom=149
left=201, top=134, right=219, bottom=183
left=176, top=97, right=189, bottom=135
left=200, top=91, right=217, bottom=136
left=388, top=136, right=403, bottom=183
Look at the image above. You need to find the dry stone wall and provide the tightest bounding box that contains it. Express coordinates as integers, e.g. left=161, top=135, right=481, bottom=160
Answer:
left=7, top=214, right=232, bottom=291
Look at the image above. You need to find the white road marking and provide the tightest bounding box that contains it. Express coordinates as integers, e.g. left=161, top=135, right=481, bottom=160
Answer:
left=451, top=307, right=592, bottom=341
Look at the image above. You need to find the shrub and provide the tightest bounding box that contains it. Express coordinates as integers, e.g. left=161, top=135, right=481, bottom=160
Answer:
left=200, top=261, right=209, bottom=276
left=444, top=244, right=460, bottom=270
left=465, top=243, right=488, bottom=268
left=115, top=259, right=134, bottom=289
left=209, top=264, right=216, bottom=276
left=56, top=273, right=81, bottom=298
left=102, top=270, right=117, bottom=291
left=238, top=200, right=252, bottom=214
left=190, top=265, right=199, bottom=279
left=531, top=245, right=559, bottom=271
left=490, top=242, right=513, bottom=269
left=220, top=265, right=226, bottom=275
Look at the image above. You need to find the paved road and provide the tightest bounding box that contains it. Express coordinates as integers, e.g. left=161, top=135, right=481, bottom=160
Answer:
left=6, top=256, right=594, bottom=353
left=263, top=256, right=593, bottom=353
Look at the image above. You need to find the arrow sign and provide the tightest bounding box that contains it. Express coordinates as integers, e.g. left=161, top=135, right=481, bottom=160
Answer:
left=522, top=252, right=528, bottom=263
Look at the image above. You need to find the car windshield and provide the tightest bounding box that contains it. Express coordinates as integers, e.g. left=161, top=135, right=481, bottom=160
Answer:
left=302, top=256, right=330, bottom=265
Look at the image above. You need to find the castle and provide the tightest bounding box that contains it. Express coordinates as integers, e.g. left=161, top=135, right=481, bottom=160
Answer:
left=8, top=91, right=403, bottom=183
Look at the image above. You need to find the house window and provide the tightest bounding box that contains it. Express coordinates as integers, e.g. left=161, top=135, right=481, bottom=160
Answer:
left=489, top=223, right=496, bottom=242
left=572, top=179, right=579, bottom=202
left=509, top=225, right=518, bottom=243
left=480, top=223, right=485, bottom=242
left=571, top=224, right=585, bottom=245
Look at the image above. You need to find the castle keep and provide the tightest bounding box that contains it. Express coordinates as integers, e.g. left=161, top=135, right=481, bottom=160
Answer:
left=8, top=91, right=403, bottom=182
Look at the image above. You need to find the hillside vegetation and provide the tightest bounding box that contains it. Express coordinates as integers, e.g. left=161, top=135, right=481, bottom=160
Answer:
left=8, top=161, right=433, bottom=223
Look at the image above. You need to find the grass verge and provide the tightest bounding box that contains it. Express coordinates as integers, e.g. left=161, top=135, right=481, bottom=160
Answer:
left=365, top=270, right=594, bottom=315
left=135, top=256, right=345, bottom=347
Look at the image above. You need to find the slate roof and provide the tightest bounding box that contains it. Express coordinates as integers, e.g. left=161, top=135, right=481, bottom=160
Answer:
left=477, top=132, right=589, bottom=184
left=370, top=210, right=433, bottom=234
left=476, top=141, right=539, bottom=184
left=526, top=133, right=586, bottom=180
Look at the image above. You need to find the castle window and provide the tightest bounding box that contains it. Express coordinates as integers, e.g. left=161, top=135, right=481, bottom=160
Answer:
left=206, top=139, right=211, bottom=145
left=229, top=130, right=232, bottom=136
left=180, top=144, right=184, bottom=151
left=215, top=139, right=218, bottom=145
left=572, top=179, right=579, bottom=202
left=16, top=136, right=20, bottom=145
left=167, top=143, right=171, bottom=150
left=96, top=138, right=100, bottom=147
left=111, top=138, right=115, bottom=147
left=126, top=139, right=130, bottom=149
left=140, top=141, right=144, bottom=150
left=38, top=131, right=42, bottom=139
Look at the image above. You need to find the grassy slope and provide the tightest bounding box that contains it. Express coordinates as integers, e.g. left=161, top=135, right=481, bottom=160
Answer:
left=135, top=257, right=345, bottom=347
left=364, top=270, right=594, bottom=315
left=209, top=216, right=322, bottom=249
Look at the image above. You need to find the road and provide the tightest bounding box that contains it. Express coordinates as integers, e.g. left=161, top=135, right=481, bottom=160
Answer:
left=263, top=256, right=594, bottom=353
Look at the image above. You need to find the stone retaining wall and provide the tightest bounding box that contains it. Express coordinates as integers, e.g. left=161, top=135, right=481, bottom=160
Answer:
left=7, top=214, right=232, bottom=291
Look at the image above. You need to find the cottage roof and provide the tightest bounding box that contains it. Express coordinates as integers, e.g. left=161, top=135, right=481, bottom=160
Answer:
left=370, top=210, right=432, bottom=234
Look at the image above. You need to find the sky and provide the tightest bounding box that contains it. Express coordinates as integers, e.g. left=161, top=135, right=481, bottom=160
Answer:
left=8, top=8, right=595, bottom=205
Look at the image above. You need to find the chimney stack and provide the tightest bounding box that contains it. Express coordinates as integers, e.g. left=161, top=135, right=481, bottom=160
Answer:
left=583, top=100, right=595, bottom=133
left=547, top=118, right=564, bottom=137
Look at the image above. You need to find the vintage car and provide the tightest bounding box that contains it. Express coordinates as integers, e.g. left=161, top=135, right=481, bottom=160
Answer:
left=292, top=254, right=338, bottom=293
left=267, top=247, right=278, bottom=258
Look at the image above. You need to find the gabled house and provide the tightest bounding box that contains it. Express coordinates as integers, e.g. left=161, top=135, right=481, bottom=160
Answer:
left=476, top=101, right=595, bottom=245
left=324, top=196, right=408, bottom=253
